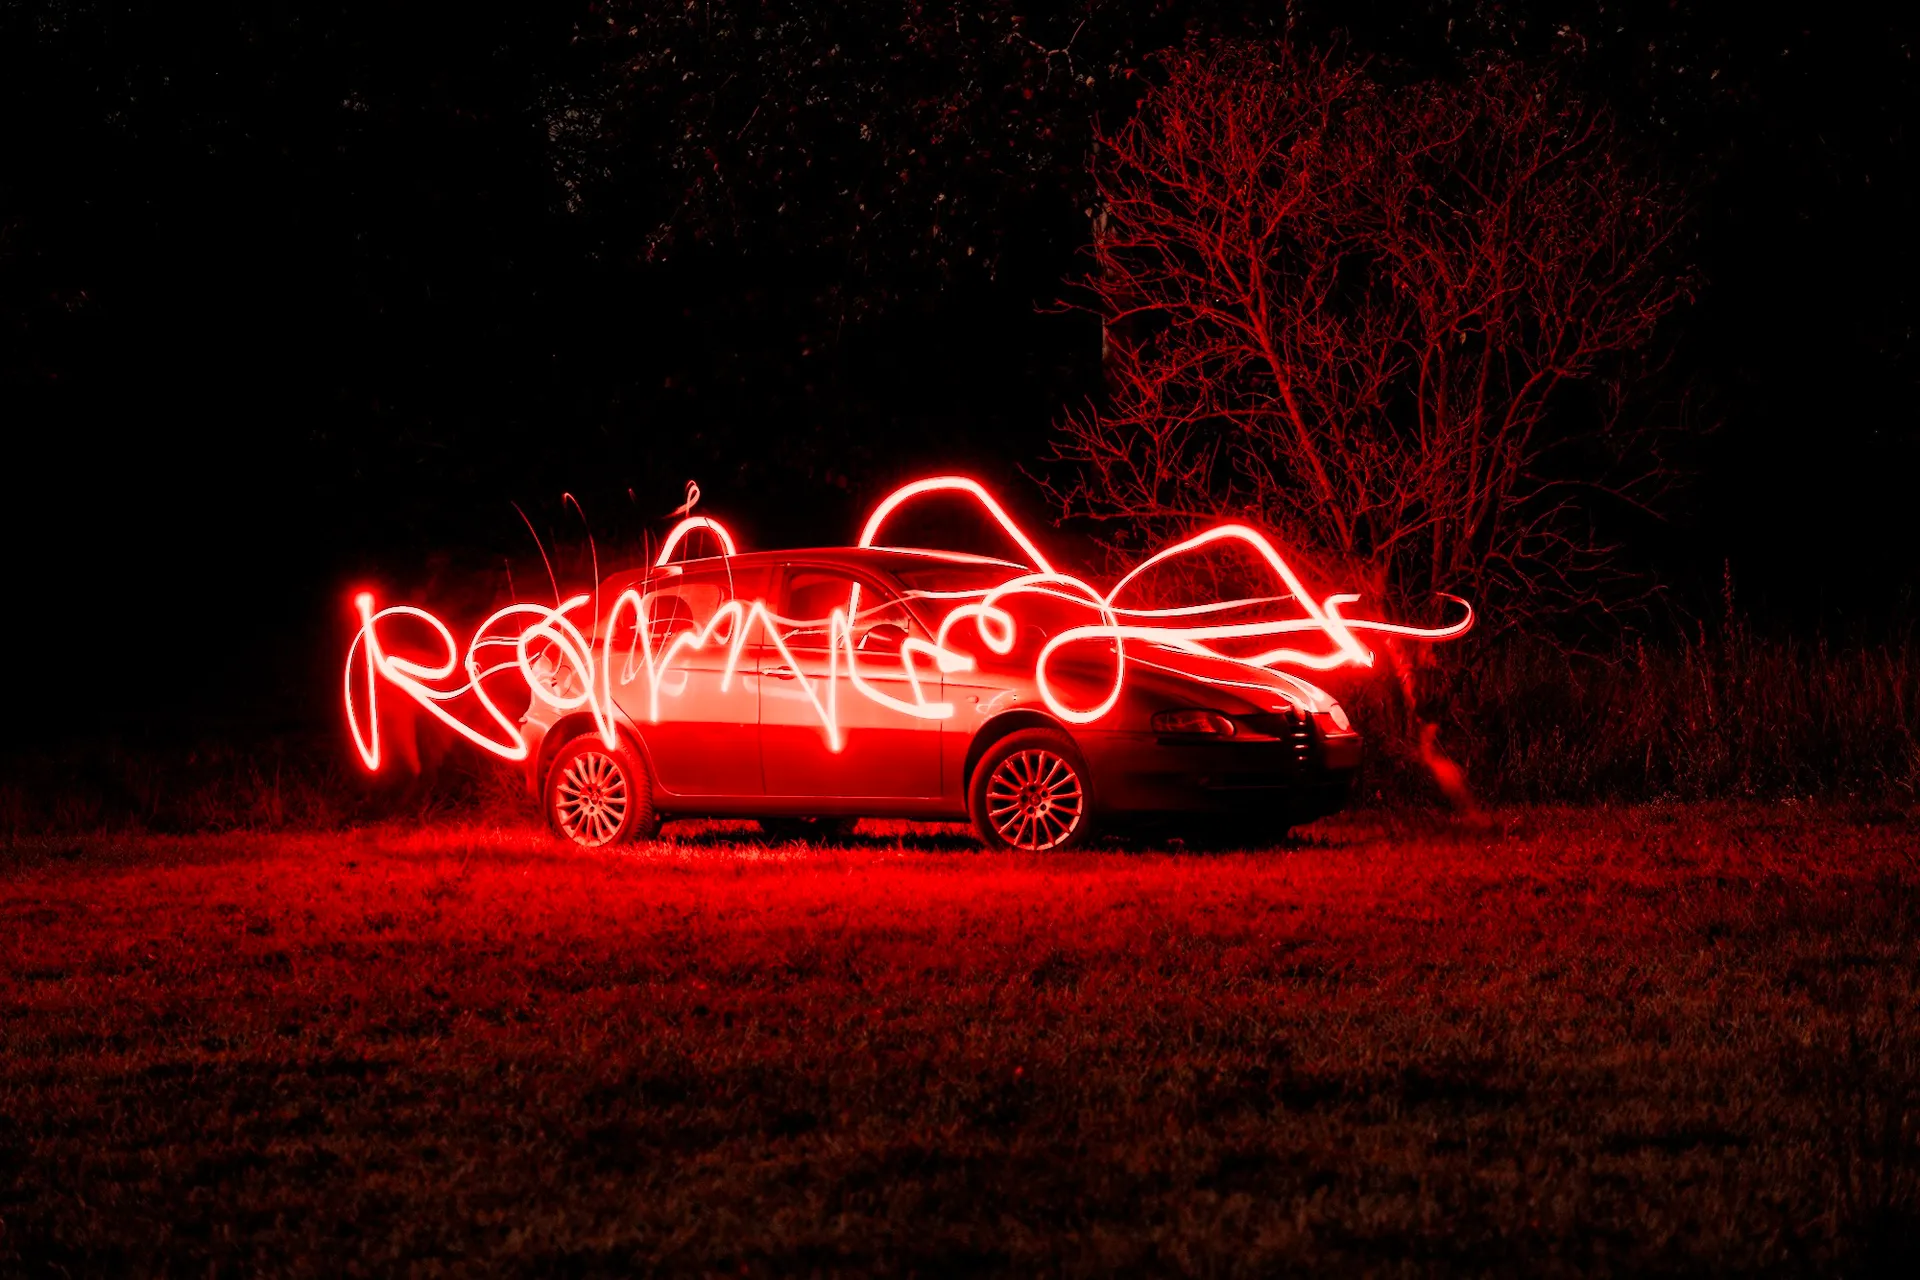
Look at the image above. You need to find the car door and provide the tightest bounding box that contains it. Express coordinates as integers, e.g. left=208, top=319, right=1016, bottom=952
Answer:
left=606, top=563, right=768, bottom=797
left=759, top=564, right=943, bottom=799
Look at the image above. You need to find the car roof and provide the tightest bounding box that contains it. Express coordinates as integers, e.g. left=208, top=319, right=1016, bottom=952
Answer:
left=759, top=546, right=1027, bottom=573
left=601, top=545, right=1028, bottom=590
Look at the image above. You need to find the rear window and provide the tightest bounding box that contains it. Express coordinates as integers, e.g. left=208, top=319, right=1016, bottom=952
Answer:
left=638, top=581, right=726, bottom=642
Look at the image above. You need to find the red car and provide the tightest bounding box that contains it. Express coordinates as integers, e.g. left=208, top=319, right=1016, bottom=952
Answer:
left=520, top=544, right=1362, bottom=851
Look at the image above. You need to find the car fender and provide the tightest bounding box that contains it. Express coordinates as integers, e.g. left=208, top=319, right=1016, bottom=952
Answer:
left=531, top=710, right=659, bottom=805
left=958, top=708, right=1080, bottom=802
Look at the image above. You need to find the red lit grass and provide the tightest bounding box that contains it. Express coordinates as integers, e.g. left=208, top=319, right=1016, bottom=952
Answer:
left=4, top=806, right=1918, bottom=1272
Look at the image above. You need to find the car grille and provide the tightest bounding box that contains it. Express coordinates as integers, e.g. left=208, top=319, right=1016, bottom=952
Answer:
left=1239, top=710, right=1315, bottom=769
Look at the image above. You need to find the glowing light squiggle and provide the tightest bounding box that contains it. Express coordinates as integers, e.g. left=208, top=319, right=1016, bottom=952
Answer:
left=345, top=477, right=1472, bottom=770
left=655, top=516, right=737, bottom=565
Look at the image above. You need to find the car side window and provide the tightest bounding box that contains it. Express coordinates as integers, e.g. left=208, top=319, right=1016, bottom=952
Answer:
left=602, top=575, right=737, bottom=664
left=779, top=569, right=915, bottom=652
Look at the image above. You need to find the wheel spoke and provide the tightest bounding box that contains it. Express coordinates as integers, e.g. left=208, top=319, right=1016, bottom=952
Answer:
left=554, top=750, right=638, bottom=847
left=985, top=747, right=1084, bottom=851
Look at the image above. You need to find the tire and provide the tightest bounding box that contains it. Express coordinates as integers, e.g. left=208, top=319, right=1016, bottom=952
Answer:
left=544, top=733, right=658, bottom=847
left=757, top=816, right=859, bottom=842
left=969, top=728, right=1094, bottom=852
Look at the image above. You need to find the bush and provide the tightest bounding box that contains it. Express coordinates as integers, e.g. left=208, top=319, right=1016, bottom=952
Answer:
left=1340, top=625, right=1920, bottom=805
left=0, top=733, right=529, bottom=841
left=6, top=624, right=1913, bottom=840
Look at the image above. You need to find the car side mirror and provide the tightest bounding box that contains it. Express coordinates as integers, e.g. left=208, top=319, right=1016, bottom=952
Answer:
left=859, top=622, right=909, bottom=655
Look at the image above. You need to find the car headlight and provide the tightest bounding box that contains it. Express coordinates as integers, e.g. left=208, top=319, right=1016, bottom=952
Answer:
left=1151, top=709, right=1237, bottom=737
left=1327, top=703, right=1352, bottom=732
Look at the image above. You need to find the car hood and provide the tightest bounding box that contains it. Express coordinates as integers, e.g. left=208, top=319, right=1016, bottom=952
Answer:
left=1121, top=642, right=1339, bottom=714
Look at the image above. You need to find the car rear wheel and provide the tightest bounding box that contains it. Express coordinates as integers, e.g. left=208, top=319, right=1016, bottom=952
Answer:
left=757, top=816, right=859, bottom=842
left=970, top=728, right=1094, bottom=852
left=545, top=733, right=658, bottom=847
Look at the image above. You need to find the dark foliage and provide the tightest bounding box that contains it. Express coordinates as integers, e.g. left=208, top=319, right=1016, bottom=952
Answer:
left=0, top=1, right=1913, bottom=770
left=1348, top=627, right=1920, bottom=805
left=0, top=617, right=1909, bottom=843
left=1050, top=43, right=1691, bottom=625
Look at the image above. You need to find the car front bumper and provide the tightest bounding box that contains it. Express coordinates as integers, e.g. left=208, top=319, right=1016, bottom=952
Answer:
left=1076, top=726, right=1360, bottom=821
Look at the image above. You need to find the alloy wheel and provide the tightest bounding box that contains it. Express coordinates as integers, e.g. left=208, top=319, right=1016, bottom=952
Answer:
left=985, top=748, right=1085, bottom=851
left=553, top=749, right=631, bottom=846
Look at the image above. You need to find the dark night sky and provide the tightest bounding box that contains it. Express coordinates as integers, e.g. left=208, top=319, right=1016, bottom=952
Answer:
left=3, top=1, right=1915, bottom=743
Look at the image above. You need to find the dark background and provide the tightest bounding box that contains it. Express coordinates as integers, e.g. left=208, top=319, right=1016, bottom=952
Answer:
left=3, top=1, right=1914, bottom=746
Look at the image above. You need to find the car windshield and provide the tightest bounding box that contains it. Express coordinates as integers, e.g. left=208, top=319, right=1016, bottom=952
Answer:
left=892, top=559, right=1110, bottom=645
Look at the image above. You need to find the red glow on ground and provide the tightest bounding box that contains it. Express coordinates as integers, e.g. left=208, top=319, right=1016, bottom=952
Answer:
left=6, top=807, right=1914, bottom=1269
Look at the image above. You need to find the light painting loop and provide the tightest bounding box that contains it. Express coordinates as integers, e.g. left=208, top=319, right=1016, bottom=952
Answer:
left=345, top=477, right=1473, bottom=769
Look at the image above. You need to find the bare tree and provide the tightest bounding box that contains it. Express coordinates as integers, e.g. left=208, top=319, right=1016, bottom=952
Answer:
left=1048, top=43, right=1691, bottom=627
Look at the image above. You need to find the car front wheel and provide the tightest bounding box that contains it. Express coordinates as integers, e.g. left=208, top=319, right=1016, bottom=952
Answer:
left=969, top=728, right=1094, bottom=852
left=545, top=733, right=658, bottom=847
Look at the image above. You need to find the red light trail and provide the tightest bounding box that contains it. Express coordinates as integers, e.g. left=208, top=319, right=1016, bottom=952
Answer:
left=345, top=477, right=1471, bottom=771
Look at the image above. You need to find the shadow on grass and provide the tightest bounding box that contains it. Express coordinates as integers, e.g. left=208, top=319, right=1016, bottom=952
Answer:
left=657, top=815, right=1372, bottom=857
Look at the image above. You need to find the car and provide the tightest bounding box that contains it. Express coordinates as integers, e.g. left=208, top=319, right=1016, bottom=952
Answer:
left=347, top=477, right=1465, bottom=851
left=519, top=543, right=1363, bottom=852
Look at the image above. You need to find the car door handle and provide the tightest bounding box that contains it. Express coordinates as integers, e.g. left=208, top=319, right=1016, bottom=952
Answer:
left=765, top=665, right=797, bottom=680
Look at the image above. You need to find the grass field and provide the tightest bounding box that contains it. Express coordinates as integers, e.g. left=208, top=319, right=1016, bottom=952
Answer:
left=4, top=805, right=1918, bottom=1274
